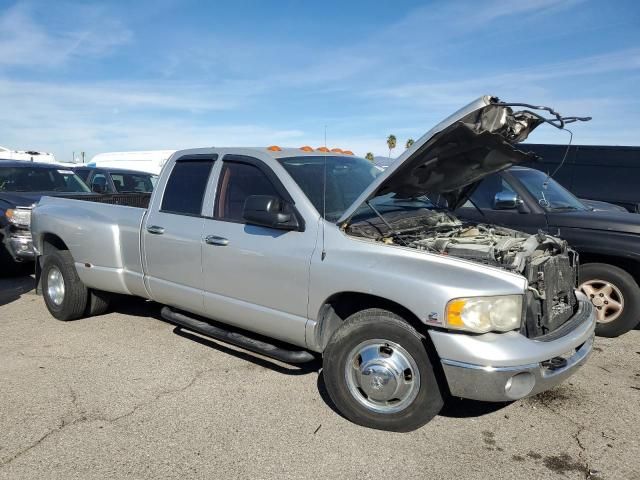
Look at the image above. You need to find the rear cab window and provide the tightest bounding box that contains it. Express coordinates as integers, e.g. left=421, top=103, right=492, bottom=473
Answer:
left=161, top=156, right=217, bottom=216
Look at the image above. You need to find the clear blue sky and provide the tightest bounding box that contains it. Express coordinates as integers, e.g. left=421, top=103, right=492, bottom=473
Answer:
left=1, top=0, right=639, bottom=161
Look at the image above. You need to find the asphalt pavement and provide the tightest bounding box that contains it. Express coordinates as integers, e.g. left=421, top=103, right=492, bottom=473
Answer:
left=0, top=274, right=639, bottom=480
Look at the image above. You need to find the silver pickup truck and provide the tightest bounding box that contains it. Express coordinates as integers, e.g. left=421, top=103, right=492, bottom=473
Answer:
left=31, top=96, right=596, bottom=432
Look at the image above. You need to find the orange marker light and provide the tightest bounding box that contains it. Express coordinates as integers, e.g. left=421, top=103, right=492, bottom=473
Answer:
left=300, top=146, right=313, bottom=152
left=330, top=148, right=344, bottom=153
left=267, top=145, right=282, bottom=151
left=316, top=147, right=330, bottom=152
left=342, top=150, right=354, bottom=155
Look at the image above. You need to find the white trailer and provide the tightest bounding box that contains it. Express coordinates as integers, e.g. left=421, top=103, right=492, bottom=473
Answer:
left=87, top=150, right=176, bottom=175
left=0, top=145, right=57, bottom=163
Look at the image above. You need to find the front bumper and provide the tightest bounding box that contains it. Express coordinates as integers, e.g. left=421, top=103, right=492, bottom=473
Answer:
left=429, top=295, right=596, bottom=402
left=4, top=231, right=35, bottom=261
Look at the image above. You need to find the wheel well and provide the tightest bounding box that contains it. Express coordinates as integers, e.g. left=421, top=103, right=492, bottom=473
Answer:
left=42, top=233, right=69, bottom=255
left=579, top=252, right=640, bottom=281
left=314, top=292, right=428, bottom=351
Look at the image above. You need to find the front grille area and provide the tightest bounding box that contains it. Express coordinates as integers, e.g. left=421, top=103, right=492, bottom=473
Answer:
left=523, top=250, right=579, bottom=339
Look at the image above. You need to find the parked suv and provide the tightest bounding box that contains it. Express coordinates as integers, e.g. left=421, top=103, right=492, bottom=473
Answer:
left=74, top=166, right=157, bottom=194
left=0, top=161, right=91, bottom=273
left=456, top=166, right=640, bottom=337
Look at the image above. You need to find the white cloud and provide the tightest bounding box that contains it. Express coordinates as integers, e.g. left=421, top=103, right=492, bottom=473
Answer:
left=0, top=3, right=131, bottom=68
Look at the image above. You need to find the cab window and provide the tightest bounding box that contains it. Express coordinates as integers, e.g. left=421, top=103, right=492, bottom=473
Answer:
left=161, top=159, right=216, bottom=216
left=465, top=174, right=516, bottom=209
left=215, top=161, right=281, bottom=222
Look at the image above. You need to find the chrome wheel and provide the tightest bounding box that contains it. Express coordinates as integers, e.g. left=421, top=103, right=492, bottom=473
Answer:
left=344, top=339, right=420, bottom=414
left=47, top=266, right=65, bottom=306
left=580, top=279, right=624, bottom=323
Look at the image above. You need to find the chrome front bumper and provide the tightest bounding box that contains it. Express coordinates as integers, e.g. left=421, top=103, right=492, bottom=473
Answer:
left=7, top=232, right=35, bottom=260
left=430, top=296, right=596, bottom=402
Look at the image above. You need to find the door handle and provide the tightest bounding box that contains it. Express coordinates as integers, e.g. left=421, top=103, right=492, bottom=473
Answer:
left=205, top=235, right=229, bottom=246
left=146, top=225, right=165, bottom=235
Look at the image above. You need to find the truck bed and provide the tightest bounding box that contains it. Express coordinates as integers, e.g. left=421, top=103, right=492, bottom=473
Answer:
left=32, top=195, right=149, bottom=298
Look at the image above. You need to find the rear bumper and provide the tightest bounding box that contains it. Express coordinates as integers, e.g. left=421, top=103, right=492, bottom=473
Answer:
left=430, top=295, right=596, bottom=402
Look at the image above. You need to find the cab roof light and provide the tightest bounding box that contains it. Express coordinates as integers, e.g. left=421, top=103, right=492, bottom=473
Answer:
left=330, top=148, right=344, bottom=153
left=267, top=145, right=282, bottom=151
left=316, top=147, right=330, bottom=152
left=300, top=146, right=314, bottom=152
left=342, top=150, right=354, bottom=155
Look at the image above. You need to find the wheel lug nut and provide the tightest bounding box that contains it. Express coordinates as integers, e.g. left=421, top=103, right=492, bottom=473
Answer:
left=590, top=294, right=595, bottom=298
left=604, top=301, right=609, bottom=305
left=597, top=306, right=602, bottom=309
left=599, top=293, right=604, bottom=297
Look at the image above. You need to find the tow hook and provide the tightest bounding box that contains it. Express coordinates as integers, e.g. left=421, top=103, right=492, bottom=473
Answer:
left=542, top=357, right=568, bottom=371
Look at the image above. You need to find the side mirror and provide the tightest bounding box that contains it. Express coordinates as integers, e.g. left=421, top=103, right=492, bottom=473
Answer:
left=493, top=191, right=524, bottom=210
left=91, top=177, right=107, bottom=194
left=243, top=195, right=300, bottom=231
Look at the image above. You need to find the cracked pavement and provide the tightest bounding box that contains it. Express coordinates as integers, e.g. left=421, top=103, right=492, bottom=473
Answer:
left=1, top=275, right=639, bottom=479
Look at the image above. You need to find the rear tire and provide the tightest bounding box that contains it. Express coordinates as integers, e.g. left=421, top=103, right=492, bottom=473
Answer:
left=323, top=308, right=443, bottom=432
left=42, top=250, right=88, bottom=321
left=86, top=289, right=112, bottom=316
left=579, top=263, right=640, bottom=337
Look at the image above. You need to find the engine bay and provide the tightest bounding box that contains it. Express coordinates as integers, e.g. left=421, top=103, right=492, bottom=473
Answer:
left=345, top=209, right=567, bottom=274
left=346, top=209, right=579, bottom=337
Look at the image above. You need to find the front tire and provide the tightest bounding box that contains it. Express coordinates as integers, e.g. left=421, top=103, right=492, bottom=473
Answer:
left=42, top=250, right=88, bottom=321
left=323, top=308, right=443, bottom=432
left=579, top=263, right=640, bottom=337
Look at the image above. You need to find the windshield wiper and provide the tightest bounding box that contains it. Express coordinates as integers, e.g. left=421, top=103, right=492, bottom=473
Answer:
left=547, top=205, right=580, bottom=211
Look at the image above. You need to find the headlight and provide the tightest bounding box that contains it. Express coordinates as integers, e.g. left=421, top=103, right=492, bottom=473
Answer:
left=6, top=208, right=32, bottom=227
left=445, top=295, right=523, bottom=333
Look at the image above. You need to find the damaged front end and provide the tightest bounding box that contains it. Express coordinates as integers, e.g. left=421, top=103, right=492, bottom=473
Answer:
left=347, top=212, right=579, bottom=339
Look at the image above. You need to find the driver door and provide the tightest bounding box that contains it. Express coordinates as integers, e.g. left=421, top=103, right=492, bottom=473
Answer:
left=200, top=155, right=318, bottom=346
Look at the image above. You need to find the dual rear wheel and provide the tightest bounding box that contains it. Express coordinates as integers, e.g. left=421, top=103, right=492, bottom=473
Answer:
left=41, top=250, right=111, bottom=321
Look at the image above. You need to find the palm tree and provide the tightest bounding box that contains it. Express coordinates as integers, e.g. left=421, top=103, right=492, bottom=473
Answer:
left=406, top=138, right=415, bottom=150
left=365, top=152, right=374, bottom=162
left=387, top=134, right=397, bottom=159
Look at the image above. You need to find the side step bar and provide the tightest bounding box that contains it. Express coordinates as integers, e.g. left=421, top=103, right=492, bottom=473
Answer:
left=160, top=307, right=315, bottom=364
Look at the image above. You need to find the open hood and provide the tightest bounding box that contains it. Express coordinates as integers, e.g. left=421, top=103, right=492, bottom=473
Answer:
left=338, top=96, right=590, bottom=224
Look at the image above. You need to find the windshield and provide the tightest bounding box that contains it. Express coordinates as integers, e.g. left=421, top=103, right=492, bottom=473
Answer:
left=278, top=156, right=381, bottom=221
left=110, top=172, right=156, bottom=193
left=510, top=168, right=587, bottom=211
left=0, top=167, right=91, bottom=193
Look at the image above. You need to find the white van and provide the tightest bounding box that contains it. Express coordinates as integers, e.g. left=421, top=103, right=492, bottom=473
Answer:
left=87, top=150, right=176, bottom=175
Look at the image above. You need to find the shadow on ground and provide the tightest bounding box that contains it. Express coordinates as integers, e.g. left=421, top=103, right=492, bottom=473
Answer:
left=0, top=272, right=35, bottom=307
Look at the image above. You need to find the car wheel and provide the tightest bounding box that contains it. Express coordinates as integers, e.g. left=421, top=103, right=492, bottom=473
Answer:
left=579, top=263, right=640, bottom=338
left=42, top=250, right=88, bottom=321
left=323, top=308, right=443, bottom=432
left=86, top=289, right=112, bottom=316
